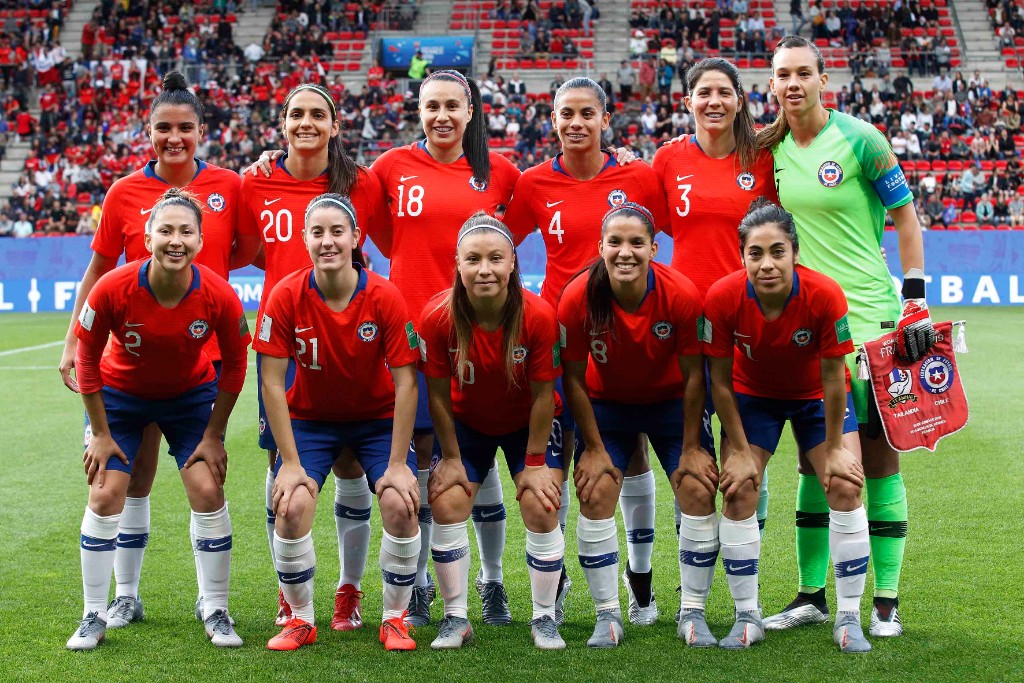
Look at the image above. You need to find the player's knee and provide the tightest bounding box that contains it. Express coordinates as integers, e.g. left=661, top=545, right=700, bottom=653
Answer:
left=678, top=475, right=715, bottom=510
left=826, top=477, right=862, bottom=510
left=430, top=487, right=472, bottom=525
left=88, top=485, right=127, bottom=517
left=187, top=476, right=225, bottom=513
left=577, top=474, right=620, bottom=519
left=379, top=488, right=419, bottom=536
left=518, top=490, right=558, bottom=532
left=723, top=478, right=758, bottom=518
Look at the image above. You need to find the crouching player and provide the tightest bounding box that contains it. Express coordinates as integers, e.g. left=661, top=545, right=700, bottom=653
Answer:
left=67, top=189, right=249, bottom=650
left=701, top=199, right=870, bottom=653
left=420, top=214, right=565, bottom=650
left=557, top=203, right=709, bottom=648
left=255, top=194, right=422, bottom=651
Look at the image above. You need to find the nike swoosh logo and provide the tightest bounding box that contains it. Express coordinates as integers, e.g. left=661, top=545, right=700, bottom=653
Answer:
left=546, top=200, right=564, bottom=207
left=676, top=174, right=694, bottom=181
left=208, top=541, right=230, bottom=550
left=846, top=561, right=868, bottom=572
left=264, top=198, right=282, bottom=206
left=733, top=332, right=752, bottom=338
left=693, top=556, right=715, bottom=565
left=399, top=175, right=418, bottom=182
left=774, top=168, right=785, bottom=174
left=480, top=510, right=503, bottom=520
left=533, top=562, right=562, bottom=570
left=727, top=563, right=753, bottom=572
left=393, top=576, right=415, bottom=586
left=634, top=532, right=654, bottom=542
left=589, top=330, right=605, bottom=337
left=295, top=326, right=313, bottom=333
left=125, top=322, right=144, bottom=327
left=581, top=559, right=605, bottom=568
left=82, top=542, right=108, bottom=549
left=140, top=208, right=154, bottom=215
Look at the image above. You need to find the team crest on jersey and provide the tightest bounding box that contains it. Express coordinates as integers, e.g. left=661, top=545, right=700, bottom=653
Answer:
left=189, top=319, right=210, bottom=339
left=358, top=321, right=379, bottom=342
left=207, top=193, right=226, bottom=212
left=736, top=172, right=756, bottom=191
left=512, top=345, right=529, bottom=364
left=607, top=189, right=628, bottom=207
left=885, top=368, right=918, bottom=409
left=818, top=161, right=844, bottom=187
left=652, top=321, right=674, bottom=339
left=469, top=176, right=489, bottom=192
left=919, top=355, right=954, bottom=394
left=791, top=328, right=813, bottom=346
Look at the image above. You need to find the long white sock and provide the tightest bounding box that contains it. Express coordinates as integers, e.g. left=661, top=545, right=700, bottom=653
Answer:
left=380, top=530, right=421, bottom=620
left=830, top=506, right=870, bottom=613
left=720, top=514, right=761, bottom=613
left=114, top=496, right=150, bottom=599
left=432, top=521, right=471, bottom=619
left=265, top=468, right=277, bottom=563
left=526, top=528, right=564, bottom=621
left=80, top=506, right=120, bottom=619
left=577, top=515, right=619, bottom=614
left=674, top=499, right=682, bottom=538
left=558, top=480, right=570, bottom=533
left=334, top=475, right=372, bottom=590
left=415, top=469, right=432, bottom=587
left=193, top=505, right=233, bottom=618
left=619, top=470, right=656, bottom=573
left=472, top=464, right=506, bottom=583
left=679, top=512, right=719, bottom=610
left=275, top=532, right=316, bottom=624
left=756, top=468, right=770, bottom=539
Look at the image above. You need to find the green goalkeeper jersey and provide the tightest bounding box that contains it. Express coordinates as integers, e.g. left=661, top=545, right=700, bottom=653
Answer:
left=772, top=109, right=914, bottom=345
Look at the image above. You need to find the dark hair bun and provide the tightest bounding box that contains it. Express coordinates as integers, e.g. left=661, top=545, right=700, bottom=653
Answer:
left=162, top=70, right=190, bottom=92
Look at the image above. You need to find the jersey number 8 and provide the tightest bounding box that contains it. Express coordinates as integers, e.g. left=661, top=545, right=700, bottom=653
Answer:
left=590, top=338, right=608, bottom=364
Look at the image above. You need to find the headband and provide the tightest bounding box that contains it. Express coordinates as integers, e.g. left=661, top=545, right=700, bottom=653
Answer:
left=305, top=196, right=358, bottom=229
left=290, top=84, right=337, bottom=117
left=456, top=223, right=514, bottom=250
left=420, top=69, right=472, bottom=101
left=603, top=201, right=656, bottom=227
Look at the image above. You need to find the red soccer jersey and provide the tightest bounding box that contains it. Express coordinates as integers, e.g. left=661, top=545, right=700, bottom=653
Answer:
left=652, top=137, right=778, bottom=298
left=237, top=158, right=387, bottom=324
left=419, top=290, right=561, bottom=436
left=369, top=141, right=520, bottom=321
left=252, top=266, right=419, bottom=422
left=74, top=260, right=250, bottom=400
left=558, top=261, right=702, bottom=404
left=504, top=153, right=669, bottom=309
left=702, top=266, right=855, bottom=400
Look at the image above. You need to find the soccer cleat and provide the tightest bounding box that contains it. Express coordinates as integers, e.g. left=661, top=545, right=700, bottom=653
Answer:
left=677, top=608, right=718, bottom=648
left=834, top=611, right=872, bottom=653
left=623, top=565, right=658, bottom=626
left=554, top=570, right=572, bottom=626
left=331, top=584, right=364, bottom=631
left=719, top=609, right=765, bottom=650
left=763, top=591, right=830, bottom=630
left=267, top=618, right=317, bottom=651
left=425, top=571, right=437, bottom=605
left=586, top=609, right=624, bottom=648
left=66, top=611, right=106, bottom=650
left=205, top=609, right=243, bottom=648
left=275, top=588, right=293, bottom=627
left=530, top=615, right=566, bottom=650
left=431, top=616, right=474, bottom=649
left=194, top=596, right=235, bottom=625
left=869, top=599, right=903, bottom=637
left=477, top=575, right=513, bottom=626
left=405, top=584, right=433, bottom=627
left=106, top=596, right=144, bottom=629
left=379, top=612, right=416, bottom=651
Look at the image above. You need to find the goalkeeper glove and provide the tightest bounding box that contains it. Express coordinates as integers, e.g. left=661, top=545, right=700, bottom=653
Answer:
left=896, top=269, right=936, bottom=362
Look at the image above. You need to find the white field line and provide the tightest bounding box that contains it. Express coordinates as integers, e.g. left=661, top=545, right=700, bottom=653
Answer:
left=0, top=340, right=64, bottom=357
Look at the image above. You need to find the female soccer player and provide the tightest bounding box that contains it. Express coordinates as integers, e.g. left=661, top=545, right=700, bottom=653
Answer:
left=557, top=203, right=708, bottom=648
left=255, top=194, right=421, bottom=652
left=503, top=77, right=668, bottom=627
left=66, top=189, right=249, bottom=650
left=759, top=35, right=934, bottom=637
left=57, top=70, right=244, bottom=629
left=420, top=214, right=564, bottom=650
left=240, top=82, right=389, bottom=631
left=701, top=199, right=870, bottom=653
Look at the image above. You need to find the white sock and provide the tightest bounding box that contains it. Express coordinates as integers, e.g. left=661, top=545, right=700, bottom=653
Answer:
left=756, top=468, right=770, bottom=539
left=830, top=506, right=870, bottom=613
left=80, top=506, right=120, bottom=619
left=720, top=514, right=761, bottom=613
left=380, top=530, right=421, bottom=620
left=265, top=468, right=277, bottom=563
left=113, top=496, right=150, bottom=599
left=192, top=505, right=233, bottom=618
left=275, top=532, right=316, bottom=624
left=619, top=470, right=656, bottom=574
left=334, top=475, right=372, bottom=590
left=472, top=463, right=506, bottom=583
left=526, top=528, right=564, bottom=620
left=558, top=479, right=570, bottom=533
left=415, top=469, right=432, bottom=587
left=679, top=512, right=719, bottom=610
left=674, top=499, right=682, bottom=538
left=577, top=515, right=619, bottom=614
left=432, top=521, right=471, bottom=619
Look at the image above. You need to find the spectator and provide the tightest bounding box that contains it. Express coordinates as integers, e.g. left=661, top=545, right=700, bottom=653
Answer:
left=0, top=211, right=11, bottom=237
left=407, top=50, right=428, bottom=82
left=993, top=192, right=1010, bottom=225
left=960, top=163, right=982, bottom=211
left=617, top=59, right=635, bottom=104
left=1009, top=193, right=1024, bottom=227
left=638, top=55, right=655, bottom=101
left=12, top=211, right=33, bottom=237
left=657, top=58, right=674, bottom=96
left=790, top=0, right=808, bottom=36
left=932, top=68, right=953, bottom=93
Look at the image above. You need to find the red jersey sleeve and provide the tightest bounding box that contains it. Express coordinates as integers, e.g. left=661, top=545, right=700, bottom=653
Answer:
left=237, top=172, right=260, bottom=243
left=72, top=276, right=117, bottom=394
left=368, top=153, right=396, bottom=257
left=491, top=153, right=522, bottom=216
left=672, top=274, right=704, bottom=357
left=417, top=296, right=454, bottom=379
left=503, top=173, right=537, bottom=243
left=556, top=277, right=589, bottom=364
left=637, top=162, right=670, bottom=233
left=91, top=180, right=127, bottom=258
left=376, top=281, right=419, bottom=369
left=354, top=167, right=391, bottom=257
left=209, top=276, right=251, bottom=394
left=815, top=275, right=855, bottom=358
left=702, top=276, right=739, bottom=359
left=526, top=296, right=561, bottom=382
left=253, top=280, right=295, bottom=359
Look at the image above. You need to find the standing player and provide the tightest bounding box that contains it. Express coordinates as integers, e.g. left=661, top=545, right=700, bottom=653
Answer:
left=369, top=70, right=522, bottom=626
left=255, top=194, right=421, bottom=652
left=650, top=57, right=777, bottom=640
left=701, top=199, right=871, bottom=653
left=66, top=189, right=249, bottom=650
left=57, top=70, right=245, bottom=628
left=239, top=82, right=389, bottom=631
left=503, top=77, right=668, bottom=627
left=557, top=204, right=708, bottom=648
left=759, top=35, right=935, bottom=636
left=420, top=214, right=564, bottom=650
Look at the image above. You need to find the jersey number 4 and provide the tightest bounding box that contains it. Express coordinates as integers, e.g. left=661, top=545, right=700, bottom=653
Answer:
left=548, top=210, right=564, bottom=244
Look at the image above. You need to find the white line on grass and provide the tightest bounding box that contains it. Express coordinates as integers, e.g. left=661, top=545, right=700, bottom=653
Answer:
left=0, top=340, right=63, bottom=357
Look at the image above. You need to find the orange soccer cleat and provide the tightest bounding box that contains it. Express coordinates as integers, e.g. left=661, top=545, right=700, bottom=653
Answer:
left=267, top=618, right=317, bottom=651
left=331, top=584, right=364, bottom=631
left=379, top=613, right=416, bottom=651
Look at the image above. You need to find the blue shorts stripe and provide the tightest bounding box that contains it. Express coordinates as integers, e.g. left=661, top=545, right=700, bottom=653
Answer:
left=680, top=550, right=719, bottom=567
left=835, top=556, right=870, bottom=578
left=80, top=534, right=117, bottom=552
left=278, top=567, right=316, bottom=585
left=723, top=559, right=760, bottom=576
left=471, top=504, right=507, bottom=523
left=334, top=503, right=372, bottom=521
left=116, top=532, right=150, bottom=549
left=195, top=536, right=233, bottom=553
left=418, top=507, right=433, bottom=523
left=578, top=552, right=619, bottom=570
left=626, top=528, right=655, bottom=544
left=432, top=546, right=469, bottom=563
left=382, top=569, right=416, bottom=586
left=526, top=554, right=564, bottom=572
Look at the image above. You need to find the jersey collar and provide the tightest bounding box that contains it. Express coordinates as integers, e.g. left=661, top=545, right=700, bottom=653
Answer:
left=551, top=151, right=616, bottom=178
left=138, top=259, right=201, bottom=299
left=746, top=267, right=801, bottom=311
left=143, top=159, right=207, bottom=184
left=277, top=154, right=329, bottom=178
left=307, top=263, right=368, bottom=303
left=612, top=264, right=656, bottom=308
left=417, top=138, right=465, bottom=161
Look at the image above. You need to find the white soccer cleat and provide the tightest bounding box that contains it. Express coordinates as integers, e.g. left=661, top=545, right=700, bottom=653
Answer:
left=67, top=611, right=106, bottom=650
left=431, top=616, right=474, bottom=649
left=763, top=591, right=830, bottom=630
left=106, top=596, right=144, bottom=629
left=869, top=601, right=903, bottom=637
left=719, top=609, right=765, bottom=650
left=677, top=608, right=718, bottom=647
left=834, top=611, right=872, bottom=653
left=205, top=609, right=243, bottom=647
left=586, top=609, right=624, bottom=648
left=622, top=567, right=658, bottom=626
left=530, top=615, right=567, bottom=650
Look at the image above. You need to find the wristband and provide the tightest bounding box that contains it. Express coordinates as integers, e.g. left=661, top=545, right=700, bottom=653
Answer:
left=902, top=268, right=926, bottom=300
left=525, top=452, right=546, bottom=467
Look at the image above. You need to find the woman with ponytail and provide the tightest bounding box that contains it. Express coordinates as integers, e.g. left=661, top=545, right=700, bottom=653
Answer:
left=58, top=70, right=245, bottom=631
left=418, top=214, right=564, bottom=651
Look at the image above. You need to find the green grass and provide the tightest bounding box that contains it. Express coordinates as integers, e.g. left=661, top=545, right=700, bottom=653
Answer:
left=0, top=309, right=1021, bottom=682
